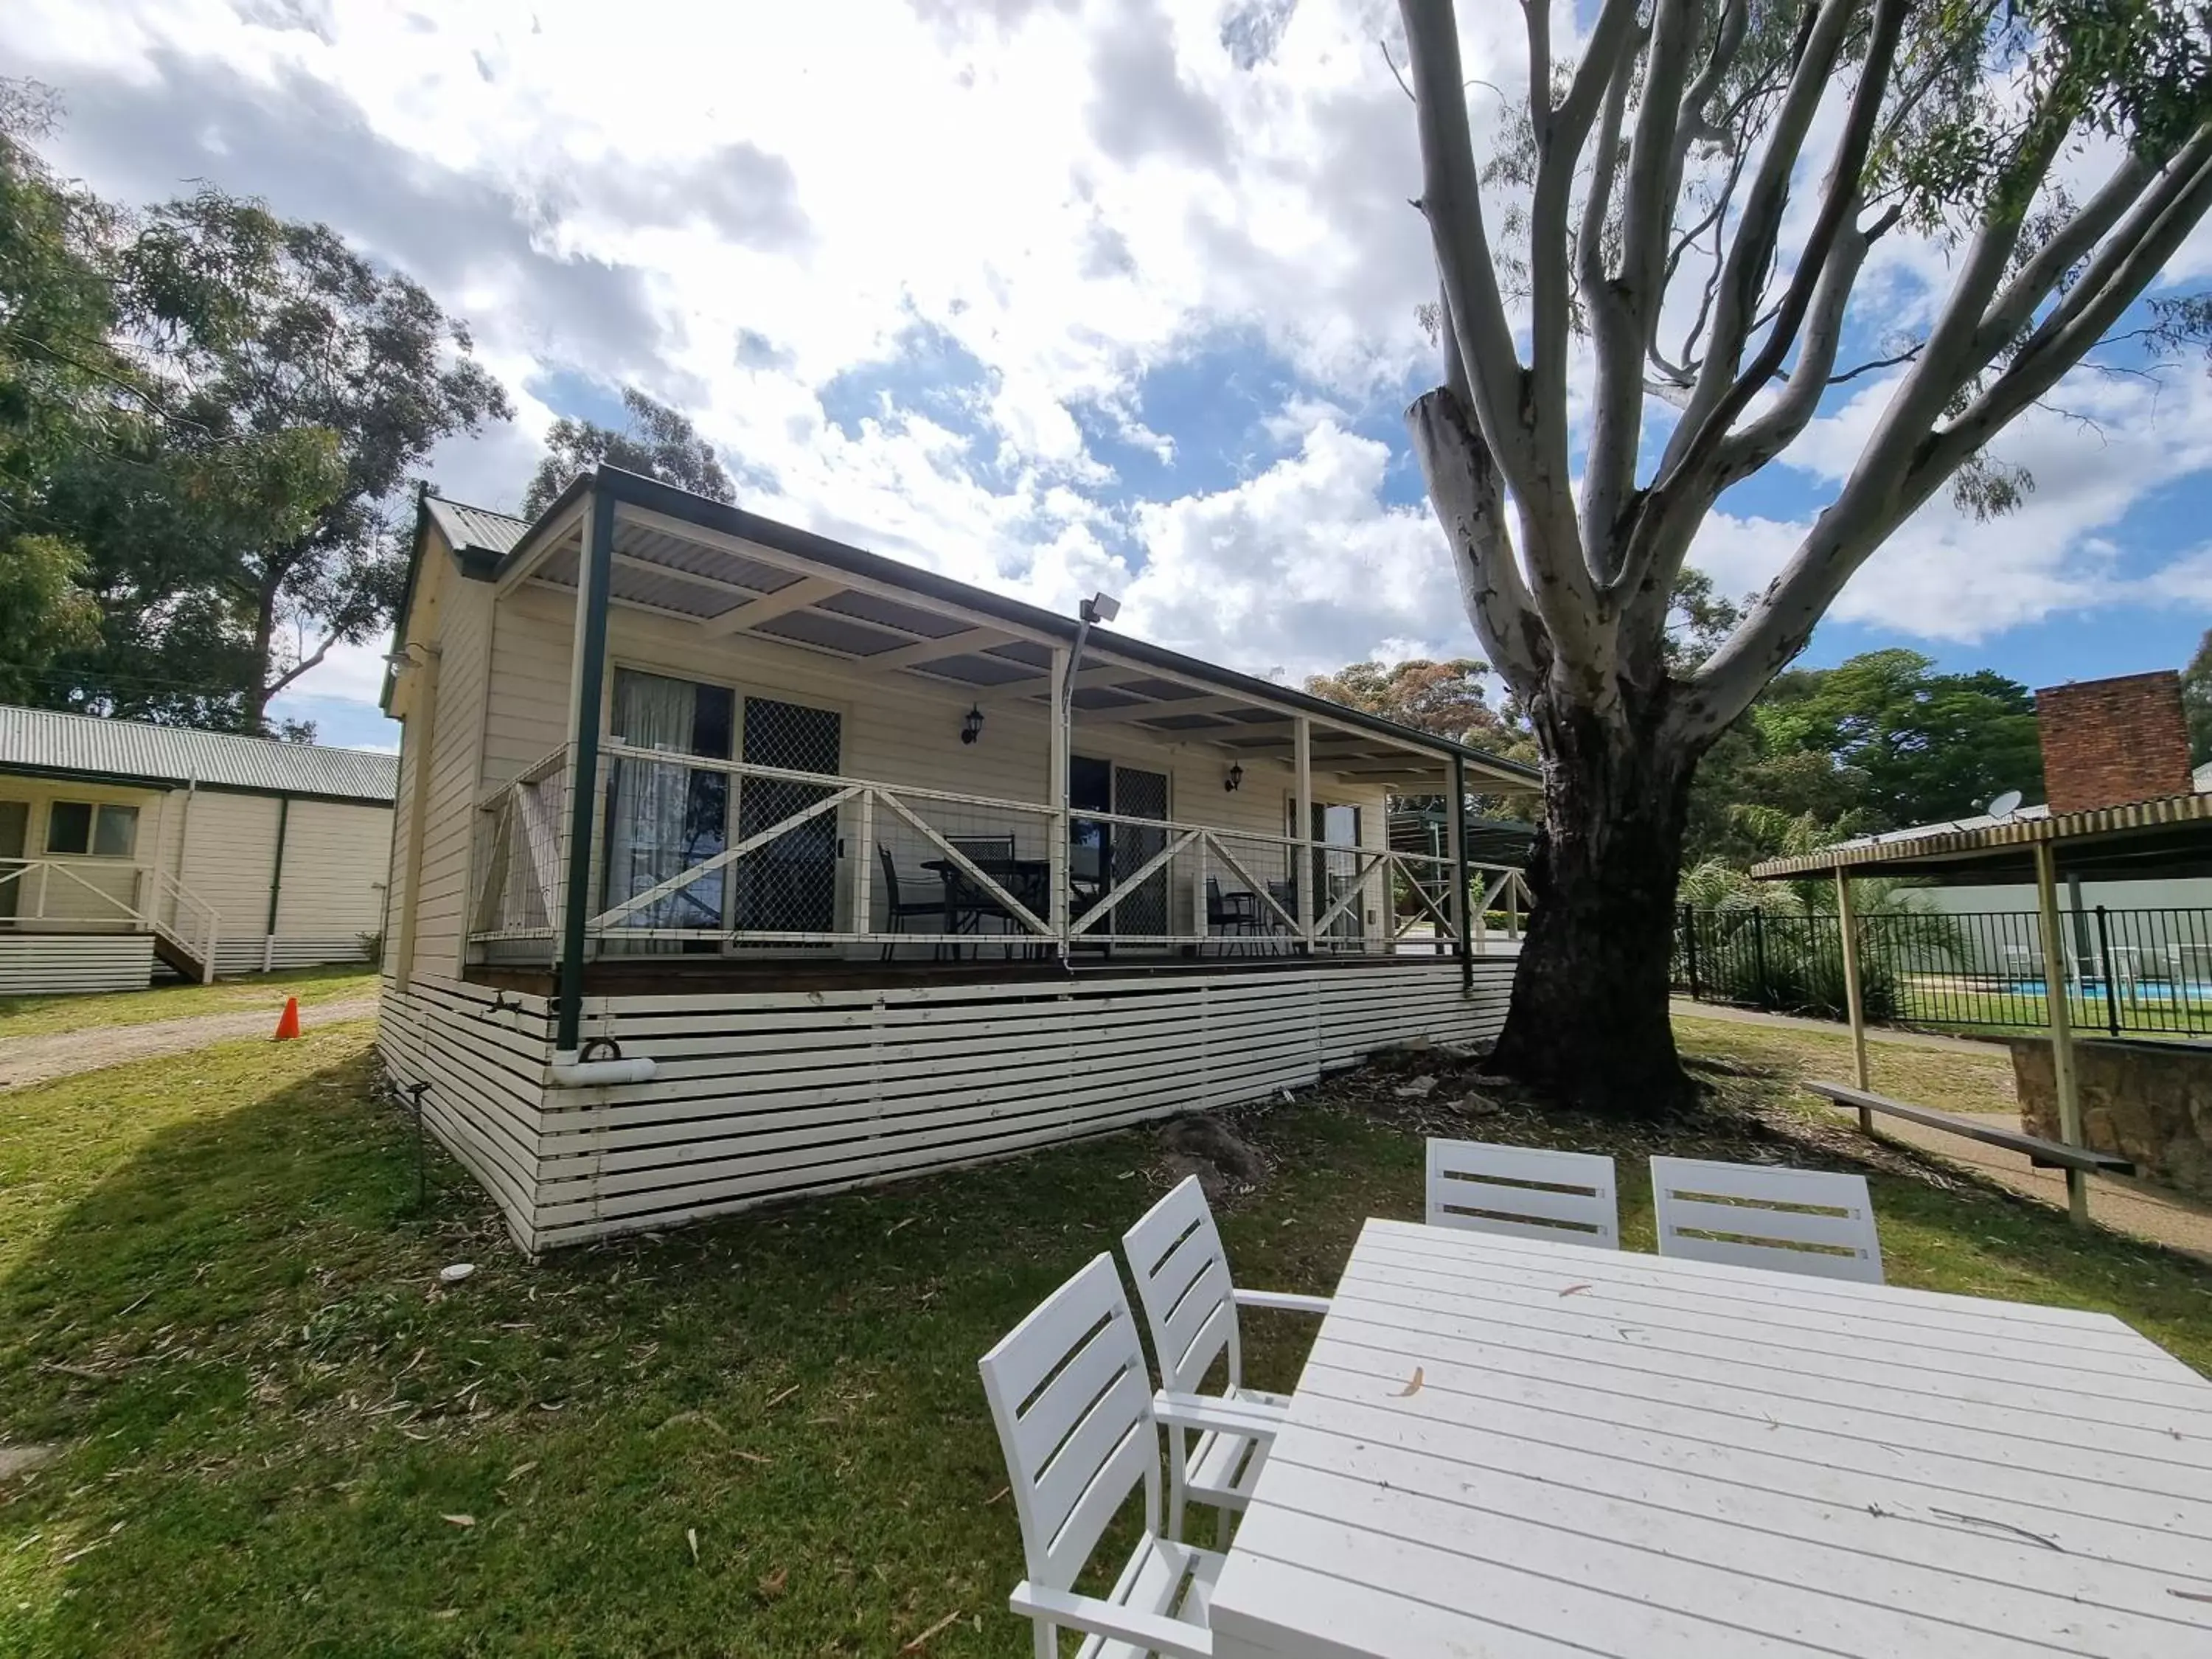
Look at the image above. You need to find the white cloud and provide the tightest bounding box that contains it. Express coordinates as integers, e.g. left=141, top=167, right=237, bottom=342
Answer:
left=1696, top=364, right=2212, bottom=641
left=7, top=0, right=2209, bottom=739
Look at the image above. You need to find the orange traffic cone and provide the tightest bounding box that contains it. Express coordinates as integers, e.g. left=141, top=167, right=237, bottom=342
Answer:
left=273, top=996, right=301, bottom=1041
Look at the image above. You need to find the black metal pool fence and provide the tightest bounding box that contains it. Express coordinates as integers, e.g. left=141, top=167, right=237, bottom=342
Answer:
left=1672, top=905, right=2212, bottom=1037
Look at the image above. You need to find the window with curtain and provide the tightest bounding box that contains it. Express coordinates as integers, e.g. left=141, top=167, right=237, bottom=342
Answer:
left=602, top=671, right=733, bottom=933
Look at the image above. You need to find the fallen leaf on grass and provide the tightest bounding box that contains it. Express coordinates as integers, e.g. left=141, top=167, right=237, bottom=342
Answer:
left=884, top=1217, right=917, bottom=1239
left=1394, top=1367, right=1425, bottom=1397
left=756, top=1566, right=788, bottom=1599
left=900, top=1609, right=963, bottom=1652
left=763, top=1383, right=800, bottom=1411
left=1558, top=1284, right=1591, bottom=1298
left=441, top=1514, right=476, bottom=1528
left=734, top=1450, right=773, bottom=1465
left=501, top=1462, right=537, bottom=1484
left=686, top=1528, right=699, bottom=1565
left=984, top=1485, right=1009, bottom=1506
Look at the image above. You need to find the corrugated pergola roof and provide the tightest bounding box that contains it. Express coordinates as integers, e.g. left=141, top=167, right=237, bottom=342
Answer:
left=484, top=467, right=1541, bottom=790
left=0, top=704, right=397, bottom=802
left=1751, top=789, right=2212, bottom=886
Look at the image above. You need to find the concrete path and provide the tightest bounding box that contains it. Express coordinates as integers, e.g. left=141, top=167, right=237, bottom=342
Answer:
left=0, top=996, right=379, bottom=1091
left=1672, top=997, right=2002, bottom=1054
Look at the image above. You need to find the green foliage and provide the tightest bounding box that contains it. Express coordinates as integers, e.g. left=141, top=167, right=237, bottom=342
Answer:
left=1302, top=655, right=1533, bottom=759
left=522, top=386, right=734, bottom=518
left=1686, top=648, right=2042, bottom=865
left=1756, top=648, right=2042, bottom=827
left=0, top=86, right=512, bottom=733
left=2185, top=627, right=2212, bottom=767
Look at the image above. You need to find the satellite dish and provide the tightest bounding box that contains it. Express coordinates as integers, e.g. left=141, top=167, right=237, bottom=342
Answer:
left=1986, top=789, right=2023, bottom=821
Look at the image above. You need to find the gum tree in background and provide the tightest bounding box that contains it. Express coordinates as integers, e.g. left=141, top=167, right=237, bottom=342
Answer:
left=521, top=386, right=735, bottom=518
left=1398, top=0, right=2212, bottom=1113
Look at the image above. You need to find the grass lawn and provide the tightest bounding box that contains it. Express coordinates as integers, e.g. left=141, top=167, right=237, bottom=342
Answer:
left=0, top=963, right=378, bottom=1040
left=1672, top=1011, right=2022, bottom=1114
left=3, top=1017, right=2208, bottom=1657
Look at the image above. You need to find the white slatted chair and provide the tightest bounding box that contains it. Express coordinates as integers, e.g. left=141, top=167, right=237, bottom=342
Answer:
left=1121, top=1175, right=1329, bottom=1543
left=979, top=1254, right=1250, bottom=1658
left=1425, top=1138, right=1621, bottom=1249
left=1650, top=1155, right=1885, bottom=1283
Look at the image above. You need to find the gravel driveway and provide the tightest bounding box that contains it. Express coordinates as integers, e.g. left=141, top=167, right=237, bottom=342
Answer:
left=0, top=996, right=380, bottom=1090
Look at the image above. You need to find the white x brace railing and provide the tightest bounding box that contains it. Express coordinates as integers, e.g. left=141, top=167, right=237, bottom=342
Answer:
left=0, top=858, right=223, bottom=981
left=466, top=747, right=1529, bottom=958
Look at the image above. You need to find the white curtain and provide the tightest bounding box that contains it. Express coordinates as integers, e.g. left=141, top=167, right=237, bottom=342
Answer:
left=605, top=672, right=710, bottom=931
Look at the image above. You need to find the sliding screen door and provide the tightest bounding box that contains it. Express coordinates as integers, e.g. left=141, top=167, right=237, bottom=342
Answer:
left=603, top=670, right=734, bottom=938
left=732, top=696, right=844, bottom=939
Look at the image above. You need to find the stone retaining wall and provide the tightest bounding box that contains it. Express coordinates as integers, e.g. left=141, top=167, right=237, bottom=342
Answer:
left=2011, top=1036, right=2212, bottom=1200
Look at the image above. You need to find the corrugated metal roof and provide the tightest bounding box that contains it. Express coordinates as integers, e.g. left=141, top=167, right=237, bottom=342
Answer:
left=425, top=495, right=530, bottom=555
left=0, top=705, right=397, bottom=802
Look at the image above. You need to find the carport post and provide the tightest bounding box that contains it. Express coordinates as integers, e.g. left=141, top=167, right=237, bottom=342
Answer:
left=2033, top=839, right=2089, bottom=1225
left=1833, top=869, right=1871, bottom=1120
left=555, top=482, right=616, bottom=1055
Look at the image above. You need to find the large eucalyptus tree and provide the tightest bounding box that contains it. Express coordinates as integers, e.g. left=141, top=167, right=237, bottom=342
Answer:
left=1399, top=0, right=2212, bottom=1111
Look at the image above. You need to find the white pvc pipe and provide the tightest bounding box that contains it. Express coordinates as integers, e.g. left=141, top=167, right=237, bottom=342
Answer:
left=548, top=1051, right=657, bottom=1087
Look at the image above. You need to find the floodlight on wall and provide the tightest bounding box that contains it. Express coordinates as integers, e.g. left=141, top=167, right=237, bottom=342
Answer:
left=961, top=704, right=984, bottom=745
left=1079, top=592, right=1121, bottom=625
left=1224, top=762, right=1244, bottom=793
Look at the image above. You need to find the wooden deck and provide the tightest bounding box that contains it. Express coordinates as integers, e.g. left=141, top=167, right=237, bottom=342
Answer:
left=467, top=946, right=1478, bottom=999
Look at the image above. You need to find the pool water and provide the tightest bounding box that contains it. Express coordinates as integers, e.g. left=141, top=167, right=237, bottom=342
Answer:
left=2002, top=979, right=2212, bottom=1003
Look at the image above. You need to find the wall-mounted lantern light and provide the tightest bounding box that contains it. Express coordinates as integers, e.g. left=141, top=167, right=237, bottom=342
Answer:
left=961, top=704, right=984, bottom=745
left=1223, top=762, right=1244, bottom=793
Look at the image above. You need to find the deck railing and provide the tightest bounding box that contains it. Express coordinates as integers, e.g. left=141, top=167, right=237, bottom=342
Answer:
left=0, top=858, right=222, bottom=981
left=467, top=748, right=1528, bottom=964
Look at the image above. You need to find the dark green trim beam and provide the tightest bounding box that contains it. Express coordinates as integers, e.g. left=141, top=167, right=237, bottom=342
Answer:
left=1452, top=755, right=1472, bottom=995
left=556, top=488, right=617, bottom=1053
left=265, top=795, right=291, bottom=937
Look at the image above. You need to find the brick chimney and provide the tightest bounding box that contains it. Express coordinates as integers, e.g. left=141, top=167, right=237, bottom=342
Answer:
left=2034, top=670, right=2194, bottom=814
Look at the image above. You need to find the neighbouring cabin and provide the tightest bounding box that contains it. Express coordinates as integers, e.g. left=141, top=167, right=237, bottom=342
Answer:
left=376, top=467, right=1537, bottom=1252
left=0, top=705, right=397, bottom=995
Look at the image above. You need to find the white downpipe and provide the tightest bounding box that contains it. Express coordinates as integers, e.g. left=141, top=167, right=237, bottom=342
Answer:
left=548, top=1051, right=657, bottom=1087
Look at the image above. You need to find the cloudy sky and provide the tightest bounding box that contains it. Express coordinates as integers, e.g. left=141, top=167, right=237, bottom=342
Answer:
left=7, top=0, right=2211, bottom=753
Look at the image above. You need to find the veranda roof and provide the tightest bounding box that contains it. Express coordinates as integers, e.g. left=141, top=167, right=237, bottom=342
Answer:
left=420, top=466, right=1540, bottom=793
left=1750, top=789, right=2212, bottom=886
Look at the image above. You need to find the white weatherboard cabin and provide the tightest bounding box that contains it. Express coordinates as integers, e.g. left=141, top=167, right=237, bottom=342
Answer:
left=376, top=467, right=1537, bottom=1252
left=0, top=706, right=397, bottom=994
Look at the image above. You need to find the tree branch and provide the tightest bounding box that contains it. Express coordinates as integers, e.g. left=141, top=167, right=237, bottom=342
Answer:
left=1520, top=0, right=1551, bottom=148
left=1407, top=389, right=1548, bottom=700
left=1924, top=135, right=2212, bottom=481
left=1684, top=128, right=2212, bottom=740
left=1533, top=0, right=1644, bottom=562
left=1403, top=0, right=1604, bottom=686
left=1582, top=0, right=1703, bottom=573
left=260, top=630, right=335, bottom=705
left=1400, top=1, right=1539, bottom=495
left=1652, top=0, right=1854, bottom=483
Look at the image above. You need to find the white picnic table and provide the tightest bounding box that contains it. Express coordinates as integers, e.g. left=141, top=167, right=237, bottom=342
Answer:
left=1207, top=1216, right=2212, bottom=1658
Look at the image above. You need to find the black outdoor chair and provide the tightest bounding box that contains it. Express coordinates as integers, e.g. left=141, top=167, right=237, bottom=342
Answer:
left=1206, top=876, right=1262, bottom=956
left=945, top=835, right=1026, bottom=959
left=878, top=845, right=950, bottom=960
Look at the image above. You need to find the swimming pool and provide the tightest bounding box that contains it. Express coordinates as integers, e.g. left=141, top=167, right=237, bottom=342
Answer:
left=2001, top=979, right=2212, bottom=1003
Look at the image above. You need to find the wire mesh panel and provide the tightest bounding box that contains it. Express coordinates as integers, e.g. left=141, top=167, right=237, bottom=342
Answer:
left=731, top=697, right=844, bottom=941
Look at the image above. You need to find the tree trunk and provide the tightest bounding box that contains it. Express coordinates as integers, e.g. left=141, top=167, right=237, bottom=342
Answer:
left=1489, top=693, right=1701, bottom=1117
left=244, top=566, right=282, bottom=734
